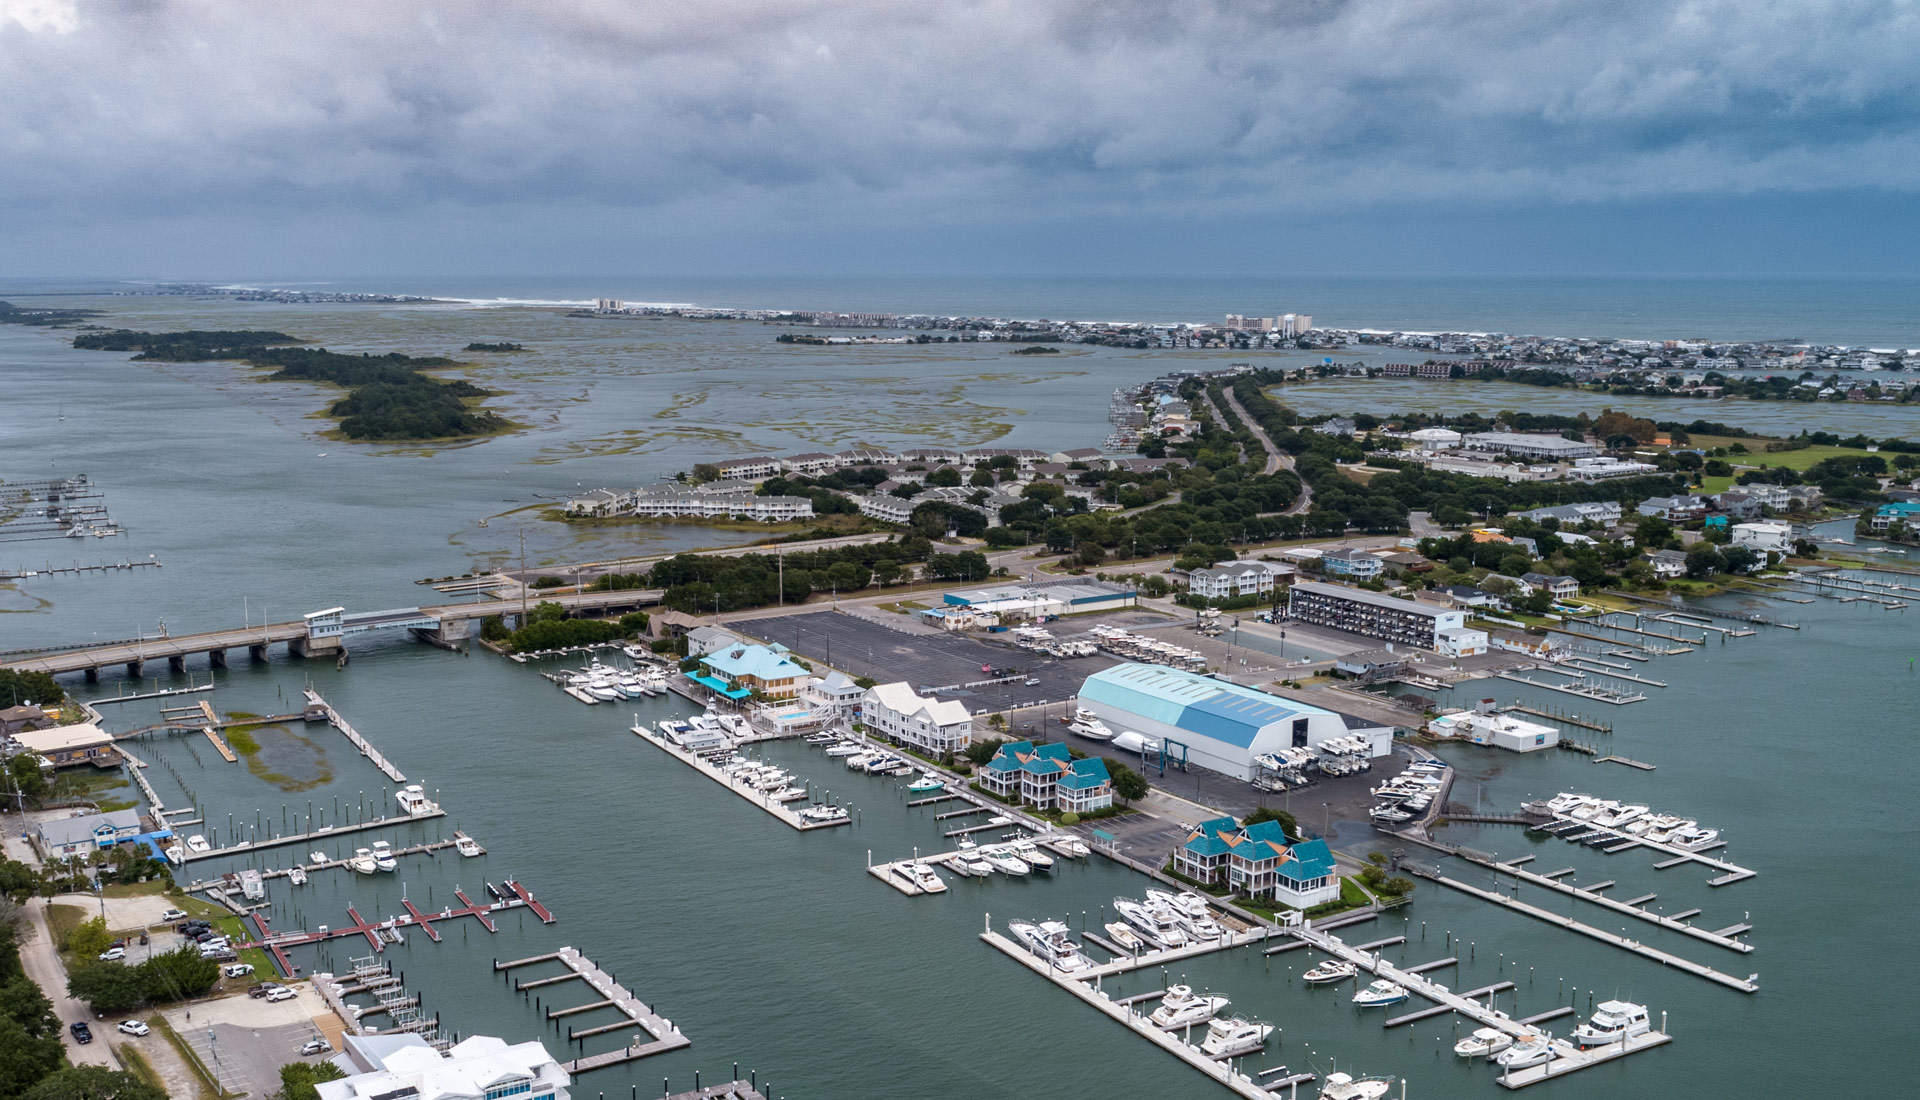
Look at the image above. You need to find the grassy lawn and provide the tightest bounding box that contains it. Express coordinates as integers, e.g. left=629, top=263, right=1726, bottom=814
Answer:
left=46, top=902, right=90, bottom=949
left=102, top=880, right=171, bottom=900
left=1569, top=592, right=1636, bottom=612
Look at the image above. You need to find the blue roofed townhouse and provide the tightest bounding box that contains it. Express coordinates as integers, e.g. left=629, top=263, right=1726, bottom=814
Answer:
left=689, top=642, right=810, bottom=701
left=1172, top=817, right=1340, bottom=908
left=1870, top=501, right=1920, bottom=533
left=978, top=741, right=1113, bottom=814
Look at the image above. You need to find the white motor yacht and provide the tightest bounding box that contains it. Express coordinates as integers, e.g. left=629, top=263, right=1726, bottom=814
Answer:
left=163, top=844, right=184, bottom=864
left=1010, top=919, right=1092, bottom=972
left=1543, top=792, right=1595, bottom=814
left=844, top=751, right=876, bottom=769
left=348, top=848, right=378, bottom=875
left=185, top=835, right=212, bottom=854
left=1302, top=959, right=1358, bottom=985
left=1103, top=922, right=1144, bottom=952
left=287, top=865, right=308, bottom=885
left=1317, top=1072, right=1393, bottom=1100
left=803, top=732, right=838, bottom=745
left=1051, top=835, right=1091, bottom=858
left=1572, top=1000, right=1651, bottom=1047
left=587, top=682, right=622, bottom=702
left=823, top=742, right=863, bottom=757
left=1673, top=826, right=1721, bottom=850
left=455, top=836, right=483, bottom=857
left=956, top=855, right=995, bottom=876
left=370, top=841, right=398, bottom=872
left=1454, top=1027, right=1516, bottom=1058
left=770, top=786, right=808, bottom=803
left=982, top=847, right=1031, bottom=875
left=1009, top=839, right=1054, bottom=871
left=1148, top=984, right=1231, bottom=1030
left=905, top=862, right=947, bottom=894
left=1351, top=979, right=1409, bottom=1007
left=1495, top=1035, right=1556, bottom=1068
left=1113, top=898, right=1189, bottom=949
left=1596, top=803, right=1650, bottom=828
left=1198, top=1017, right=1274, bottom=1059
left=394, top=785, right=435, bottom=815
left=1068, top=709, right=1116, bottom=741
left=1567, top=799, right=1617, bottom=821
left=1644, top=817, right=1695, bottom=844
left=797, top=804, right=849, bottom=824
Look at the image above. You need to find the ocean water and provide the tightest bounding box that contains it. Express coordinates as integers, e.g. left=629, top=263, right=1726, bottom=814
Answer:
left=0, top=285, right=1916, bottom=1098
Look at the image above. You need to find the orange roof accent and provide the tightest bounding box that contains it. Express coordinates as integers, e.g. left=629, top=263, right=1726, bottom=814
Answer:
left=1470, top=530, right=1511, bottom=543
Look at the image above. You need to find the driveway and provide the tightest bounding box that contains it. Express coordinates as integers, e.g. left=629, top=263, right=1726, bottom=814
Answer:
left=17, top=899, right=120, bottom=1068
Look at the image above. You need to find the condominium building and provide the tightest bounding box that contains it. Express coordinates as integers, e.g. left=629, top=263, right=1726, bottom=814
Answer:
left=1287, top=580, right=1466, bottom=649
left=978, top=741, right=1113, bottom=814
left=861, top=682, right=973, bottom=756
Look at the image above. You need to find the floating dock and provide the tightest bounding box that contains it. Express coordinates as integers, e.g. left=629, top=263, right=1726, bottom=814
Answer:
left=1497, top=672, right=1646, bottom=704
left=304, top=689, right=407, bottom=782
left=495, top=946, right=691, bottom=1073
left=1477, top=858, right=1753, bottom=953
left=177, top=807, right=447, bottom=863
left=245, top=880, right=546, bottom=978
left=629, top=722, right=849, bottom=831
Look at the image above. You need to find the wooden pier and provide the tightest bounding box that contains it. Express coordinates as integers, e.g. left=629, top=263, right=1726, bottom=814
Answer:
left=496, top=946, right=692, bottom=1074
left=1595, top=755, right=1657, bottom=770
left=304, top=689, right=407, bottom=782
left=177, top=807, right=447, bottom=863
left=245, top=880, right=547, bottom=977
left=1499, top=703, right=1611, bottom=733
left=628, top=722, right=849, bottom=832
left=1497, top=671, right=1645, bottom=704
left=87, top=680, right=214, bottom=706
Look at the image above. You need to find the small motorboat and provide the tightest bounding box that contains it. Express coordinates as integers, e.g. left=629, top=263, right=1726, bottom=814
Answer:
left=1318, top=1071, right=1393, bottom=1100
left=770, top=786, right=808, bottom=802
left=1198, top=1017, right=1274, bottom=1059
left=1351, top=980, right=1409, bottom=1007
left=798, top=804, right=849, bottom=824
left=287, top=866, right=308, bottom=886
left=823, top=742, right=863, bottom=757
left=982, top=847, right=1031, bottom=876
left=1302, top=958, right=1358, bottom=985
left=1051, top=835, right=1091, bottom=858
left=309, top=850, right=328, bottom=864
left=956, top=855, right=995, bottom=876
left=904, top=862, right=947, bottom=894
left=1103, top=922, right=1144, bottom=952
left=906, top=773, right=946, bottom=794
left=1148, top=985, right=1231, bottom=1030
left=163, top=844, right=184, bottom=865
left=1495, top=1035, right=1556, bottom=1068
left=185, top=835, right=212, bottom=854
left=348, top=848, right=378, bottom=875
left=455, top=836, right=483, bottom=857
left=1454, top=1027, right=1515, bottom=1058
left=1572, top=1000, right=1652, bottom=1047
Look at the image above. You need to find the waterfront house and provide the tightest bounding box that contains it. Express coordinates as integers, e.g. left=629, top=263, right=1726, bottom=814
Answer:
left=1319, top=547, right=1384, bottom=579
left=1517, top=501, right=1623, bottom=526
left=1521, top=573, right=1581, bottom=600
left=319, top=1034, right=570, bottom=1100
left=803, top=670, right=867, bottom=720
left=684, top=626, right=745, bottom=657
left=1869, top=501, right=1920, bottom=532
left=1172, top=817, right=1339, bottom=908
left=1647, top=548, right=1688, bottom=579
left=0, top=705, right=51, bottom=736
left=1638, top=494, right=1708, bottom=521
left=11, top=723, right=117, bottom=769
left=563, top=488, right=623, bottom=517
left=978, top=741, right=1113, bottom=813
left=861, top=682, right=973, bottom=756
left=1731, top=522, right=1792, bottom=554
left=1713, top=491, right=1765, bottom=520
left=692, top=643, right=810, bottom=700
left=36, top=809, right=143, bottom=859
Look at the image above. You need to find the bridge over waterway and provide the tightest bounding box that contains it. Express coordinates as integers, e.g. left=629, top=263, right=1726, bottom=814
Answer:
left=1, top=588, right=661, bottom=679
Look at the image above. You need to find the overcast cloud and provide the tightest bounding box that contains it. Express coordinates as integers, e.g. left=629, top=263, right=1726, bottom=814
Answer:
left=2, top=0, right=1917, bottom=274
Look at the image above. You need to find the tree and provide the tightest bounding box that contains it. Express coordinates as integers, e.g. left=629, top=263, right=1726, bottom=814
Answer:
left=1104, top=759, right=1150, bottom=804
left=138, top=945, right=218, bottom=1002
left=22, top=1066, right=167, bottom=1100
left=0, top=1015, right=64, bottom=1100
left=1075, top=540, right=1106, bottom=567
left=926, top=466, right=962, bottom=488
left=66, top=961, right=144, bottom=1014
left=962, top=738, right=1007, bottom=766
left=688, top=463, right=721, bottom=483
left=1684, top=542, right=1723, bottom=579
left=277, top=1061, right=348, bottom=1100
left=1719, top=544, right=1760, bottom=574
left=63, top=917, right=110, bottom=959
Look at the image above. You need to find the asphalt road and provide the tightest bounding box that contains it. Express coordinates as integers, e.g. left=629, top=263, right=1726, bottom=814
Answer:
left=18, top=899, right=120, bottom=1068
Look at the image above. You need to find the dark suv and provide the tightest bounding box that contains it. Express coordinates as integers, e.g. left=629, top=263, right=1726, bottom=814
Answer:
left=69, top=1021, right=93, bottom=1044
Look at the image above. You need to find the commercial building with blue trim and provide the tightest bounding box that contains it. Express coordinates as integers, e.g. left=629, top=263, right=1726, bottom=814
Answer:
left=1077, top=663, right=1386, bottom=780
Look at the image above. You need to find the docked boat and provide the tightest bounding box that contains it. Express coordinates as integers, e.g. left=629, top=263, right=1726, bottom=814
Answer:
left=1113, top=897, right=1189, bottom=949
left=1198, top=1017, right=1273, bottom=1059
left=1351, top=979, right=1409, bottom=1007
left=823, top=742, right=864, bottom=757
left=1543, top=792, right=1595, bottom=814
left=1068, top=709, right=1116, bottom=741
left=1103, top=922, right=1144, bottom=952
left=907, top=773, right=946, bottom=794
left=309, top=849, right=328, bottom=864
left=904, top=862, right=947, bottom=894
left=770, top=786, right=808, bottom=803
left=1009, top=838, right=1054, bottom=871
left=956, top=855, right=995, bottom=877
left=1495, top=1035, right=1556, bottom=1068
left=1317, top=1071, right=1393, bottom=1100
left=1369, top=805, right=1414, bottom=823
left=185, top=834, right=212, bottom=854
left=843, top=751, right=876, bottom=769
left=370, top=841, right=397, bottom=872
left=982, top=847, right=1031, bottom=875
left=239, top=869, right=265, bottom=900
left=395, top=785, right=435, bottom=815
left=288, top=865, right=309, bottom=885
left=1454, top=1027, right=1515, bottom=1058
left=163, top=844, right=184, bottom=864
left=1572, top=1000, right=1651, bottom=1047
left=455, top=836, right=483, bottom=857
left=1051, top=835, right=1091, bottom=858
left=1672, top=825, right=1721, bottom=850
left=803, top=732, right=838, bottom=745
left=587, top=683, right=622, bottom=702
left=1595, top=803, right=1649, bottom=828
left=1148, top=984, right=1230, bottom=1030
left=1567, top=799, right=1617, bottom=821
left=1302, top=958, right=1358, bottom=985
left=798, top=804, right=849, bottom=824
left=348, top=848, right=378, bottom=875
left=1010, top=919, right=1091, bottom=972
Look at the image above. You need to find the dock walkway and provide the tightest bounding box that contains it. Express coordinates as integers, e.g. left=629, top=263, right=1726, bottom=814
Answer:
left=305, top=689, right=406, bottom=782
left=628, top=723, right=848, bottom=832
left=178, top=807, right=446, bottom=863
left=498, top=946, right=691, bottom=1074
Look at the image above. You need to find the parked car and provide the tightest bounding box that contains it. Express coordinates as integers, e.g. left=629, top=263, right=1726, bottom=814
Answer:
left=222, top=963, right=255, bottom=978
left=69, top=1021, right=92, bottom=1044
left=264, top=987, right=297, bottom=1003
left=97, top=947, right=126, bottom=962
left=177, top=920, right=211, bottom=935
left=201, top=949, right=238, bottom=963
left=160, top=908, right=187, bottom=922
left=249, top=983, right=282, bottom=999
left=117, top=1020, right=150, bottom=1036
left=300, top=1037, right=331, bottom=1056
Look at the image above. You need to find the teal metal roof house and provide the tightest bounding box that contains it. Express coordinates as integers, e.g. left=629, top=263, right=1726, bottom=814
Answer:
left=1077, top=663, right=1368, bottom=780
left=1172, top=817, right=1340, bottom=908
left=690, top=642, right=810, bottom=700
left=979, top=740, right=1112, bottom=813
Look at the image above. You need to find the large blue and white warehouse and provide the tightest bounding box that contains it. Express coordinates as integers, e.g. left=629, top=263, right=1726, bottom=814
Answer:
left=1077, top=663, right=1390, bottom=779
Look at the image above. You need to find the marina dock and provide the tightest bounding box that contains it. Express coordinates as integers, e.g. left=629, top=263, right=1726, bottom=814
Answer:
left=1477, top=858, right=1754, bottom=953
left=629, top=722, right=849, bottom=831
left=245, top=879, right=546, bottom=977
left=494, top=946, right=691, bottom=1073
left=304, top=689, right=407, bottom=782
left=1497, top=671, right=1646, bottom=704
left=177, top=806, right=447, bottom=863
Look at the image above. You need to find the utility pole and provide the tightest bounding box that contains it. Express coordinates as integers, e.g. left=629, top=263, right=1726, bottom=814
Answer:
left=519, top=527, right=529, bottom=629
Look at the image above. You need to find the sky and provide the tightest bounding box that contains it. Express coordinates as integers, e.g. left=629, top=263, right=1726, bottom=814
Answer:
left=2, top=0, right=1919, bottom=278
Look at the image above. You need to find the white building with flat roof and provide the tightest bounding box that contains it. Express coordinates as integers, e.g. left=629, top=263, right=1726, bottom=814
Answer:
left=319, top=1034, right=569, bottom=1100
left=1732, top=521, right=1792, bottom=553
left=1463, top=432, right=1599, bottom=460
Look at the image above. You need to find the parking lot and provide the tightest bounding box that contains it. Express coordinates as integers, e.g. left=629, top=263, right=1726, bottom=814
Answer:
left=740, top=609, right=1126, bottom=714
left=161, top=987, right=330, bottom=1100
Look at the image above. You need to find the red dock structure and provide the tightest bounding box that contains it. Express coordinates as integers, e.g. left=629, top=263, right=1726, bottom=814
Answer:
left=236, top=881, right=554, bottom=978
left=505, top=879, right=556, bottom=923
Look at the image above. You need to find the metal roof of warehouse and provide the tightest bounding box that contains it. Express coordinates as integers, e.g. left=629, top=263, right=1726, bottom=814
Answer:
left=1079, top=663, right=1336, bottom=749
